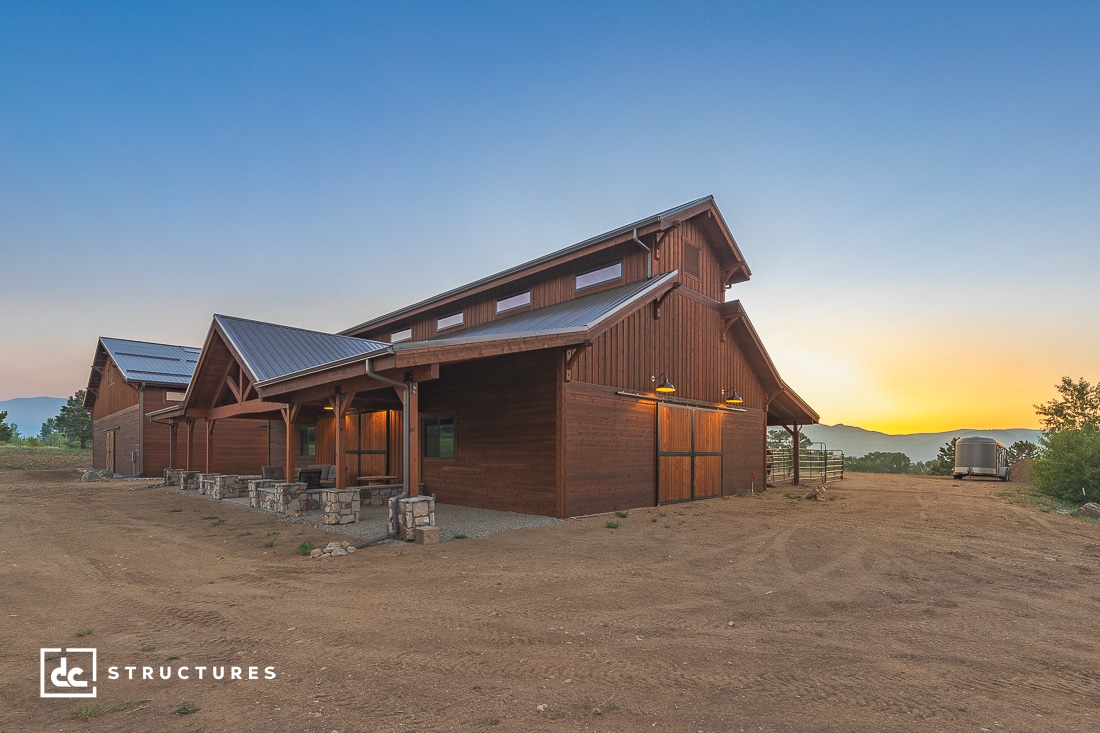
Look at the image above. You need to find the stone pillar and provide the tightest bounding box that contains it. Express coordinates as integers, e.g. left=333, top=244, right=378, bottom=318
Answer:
left=321, top=488, right=360, bottom=525
left=391, top=495, right=435, bottom=541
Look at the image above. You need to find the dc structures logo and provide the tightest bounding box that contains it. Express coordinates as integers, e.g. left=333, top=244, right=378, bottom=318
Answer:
left=40, top=648, right=97, bottom=698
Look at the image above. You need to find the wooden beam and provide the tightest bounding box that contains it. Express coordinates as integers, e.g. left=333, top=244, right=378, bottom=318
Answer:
left=224, top=374, right=243, bottom=404
left=329, top=391, right=355, bottom=489
left=184, top=419, right=194, bottom=471
left=205, top=399, right=287, bottom=421
left=281, top=403, right=300, bottom=481
left=205, top=419, right=216, bottom=473
left=653, top=222, right=679, bottom=261
left=563, top=341, right=591, bottom=383
left=654, top=282, right=682, bottom=320
left=407, top=381, right=420, bottom=497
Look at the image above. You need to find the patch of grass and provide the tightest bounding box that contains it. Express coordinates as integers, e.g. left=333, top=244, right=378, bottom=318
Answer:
left=266, top=531, right=280, bottom=536
left=166, top=655, right=180, bottom=661
left=237, top=531, right=252, bottom=537
left=210, top=518, right=225, bottom=526
left=651, top=517, right=658, bottom=522
left=70, top=702, right=103, bottom=720
left=605, top=520, right=620, bottom=529
left=998, top=486, right=1099, bottom=521
left=139, top=644, right=156, bottom=652
left=263, top=541, right=275, bottom=548
left=595, top=698, right=620, bottom=715
left=168, top=507, right=182, bottom=512
left=173, top=702, right=200, bottom=715
left=615, top=510, right=628, bottom=518
left=75, top=628, right=94, bottom=637
left=453, top=533, right=468, bottom=540
left=298, top=529, right=305, bottom=535
left=200, top=515, right=219, bottom=521
left=663, top=523, right=671, bottom=528
left=0, top=444, right=90, bottom=471
left=296, top=541, right=314, bottom=556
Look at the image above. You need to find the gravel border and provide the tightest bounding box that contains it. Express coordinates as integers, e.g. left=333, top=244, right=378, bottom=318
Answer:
left=163, top=486, right=564, bottom=543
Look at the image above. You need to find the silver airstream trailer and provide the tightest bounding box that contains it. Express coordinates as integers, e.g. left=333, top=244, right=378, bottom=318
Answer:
left=953, top=436, right=1010, bottom=481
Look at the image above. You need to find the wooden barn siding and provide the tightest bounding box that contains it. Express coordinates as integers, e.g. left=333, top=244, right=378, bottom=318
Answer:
left=91, top=359, right=139, bottom=420
left=563, top=382, right=656, bottom=515
left=649, top=217, right=726, bottom=302
left=721, top=408, right=767, bottom=495
left=570, top=293, right=766, bottom=410
left=169, top=418, right=270, bottom=475
left=359, top=243, right=653, bottom=342
left=92, top=405, right=139, bottom=473
left=419, top=351, right=558, bottom=515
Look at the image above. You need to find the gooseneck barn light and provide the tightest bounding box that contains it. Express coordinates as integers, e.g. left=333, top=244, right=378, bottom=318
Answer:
left=722, top=388, right=743, bottom=405
left=652, top=373, right=676, bottom=394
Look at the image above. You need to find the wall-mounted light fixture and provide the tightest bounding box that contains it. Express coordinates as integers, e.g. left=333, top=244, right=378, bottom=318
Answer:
left=652, top=373, right=676, bottom=394
left=722, top=388, right=743, bottom=405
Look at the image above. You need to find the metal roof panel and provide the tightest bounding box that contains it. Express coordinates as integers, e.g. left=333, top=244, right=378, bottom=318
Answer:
left=214, top=315, right=389, bottom=384
left=99, top=338, right=200, bottom=386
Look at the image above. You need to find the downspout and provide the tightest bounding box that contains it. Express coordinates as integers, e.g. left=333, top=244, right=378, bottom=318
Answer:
left=633, top=228, right=652, bottom=279
left=355, top=356, right=410, bottom=546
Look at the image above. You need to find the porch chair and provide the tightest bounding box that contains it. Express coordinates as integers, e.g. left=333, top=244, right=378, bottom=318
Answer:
left=261, top=466, right=285, bottom=481
left=295, top=467, right=323, bottom=491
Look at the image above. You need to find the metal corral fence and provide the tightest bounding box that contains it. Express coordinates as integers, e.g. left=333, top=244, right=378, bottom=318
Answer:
left=767, top=443, right=845, bottom=484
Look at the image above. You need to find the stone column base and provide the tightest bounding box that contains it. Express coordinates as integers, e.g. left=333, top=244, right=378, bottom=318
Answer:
left=390, top=496, right=436, bottom=541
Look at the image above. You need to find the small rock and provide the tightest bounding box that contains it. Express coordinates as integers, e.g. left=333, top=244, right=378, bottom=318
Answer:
left=81, top=469, right=113, bottom=482
left=1077, top=502, right=1100, bottom=518
left=340, top=541, right=350, bottom=548
left=536, top=704, right=548, bottom=712
left=805, top=486, right=827, bottom=501
left=309, top=549, right=323, bottom=558
left=346, top=546, right=356, bottom=553
left=330, top=548, right=348, bottom=557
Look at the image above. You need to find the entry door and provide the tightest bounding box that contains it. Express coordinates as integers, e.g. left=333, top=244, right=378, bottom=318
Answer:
left=105, top=430, right=116, bottom=474
left=657, top=405, right=722, bottom=503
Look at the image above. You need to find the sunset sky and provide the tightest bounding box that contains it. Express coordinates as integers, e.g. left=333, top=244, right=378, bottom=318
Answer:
left=2, top=2, right=1097, bottom=433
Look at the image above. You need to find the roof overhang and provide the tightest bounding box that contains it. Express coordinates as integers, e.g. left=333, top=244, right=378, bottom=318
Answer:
left=720, top=300, right=819, bottom=427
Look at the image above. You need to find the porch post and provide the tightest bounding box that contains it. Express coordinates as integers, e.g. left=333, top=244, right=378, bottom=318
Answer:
left=168, top=420, right=175, bottom=469
left=329, top=390, right=355, bottom=490
left=408, top=381, right=420, bottom=497
left=184, top=419, right=194, bottom=471
left=282, top=403, right=300, bottom=481
left=788, top=424, right=801, bottom=486
left=205, top=419, right=217, bottom=473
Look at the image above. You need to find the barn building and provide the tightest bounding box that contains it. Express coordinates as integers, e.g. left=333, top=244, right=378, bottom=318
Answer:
left=83, top=337, right=269, bottom=477
left=145, top=196, right=817, bottom=516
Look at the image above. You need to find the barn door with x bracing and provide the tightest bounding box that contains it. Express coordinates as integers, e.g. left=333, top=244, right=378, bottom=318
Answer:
left=657, top=404, right=722, bottom=503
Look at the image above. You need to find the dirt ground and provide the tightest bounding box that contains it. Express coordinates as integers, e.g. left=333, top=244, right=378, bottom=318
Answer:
left=2, top=471, right=1097, bottom=733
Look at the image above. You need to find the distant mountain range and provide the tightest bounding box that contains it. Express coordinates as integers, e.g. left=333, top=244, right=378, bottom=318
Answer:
left=800, top=424, right=1043, bottom=463
left=0, top=396, right=67, bottom=437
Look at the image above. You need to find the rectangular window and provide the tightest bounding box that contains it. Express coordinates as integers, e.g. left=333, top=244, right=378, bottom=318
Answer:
left=299, top=426, right=316, bottom=457
left=684, top=243, right=701, bottom=279
left=390, top=328, right=413, bottom=343
left=575, top=261, right=622, bottom=291
left=165, top=390, right=186, bottom=402
left=496, top=291, right=531, bottom=313
left=437, top=312, right=464, bottom=331
left=424, top=416, right=456, bottom=459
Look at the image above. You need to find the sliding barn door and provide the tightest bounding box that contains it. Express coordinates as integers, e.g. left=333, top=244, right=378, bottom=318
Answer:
left=657, top=405, right=722, bottom=504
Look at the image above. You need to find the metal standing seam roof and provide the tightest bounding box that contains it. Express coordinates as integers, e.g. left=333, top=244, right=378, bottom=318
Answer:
left=99, top=337, right=200, bottom=386
left=341, top=196, right=721, bottom=336
left=214, top=314, right=390, bottom=384
left=415, top=271, right=679, bottom=345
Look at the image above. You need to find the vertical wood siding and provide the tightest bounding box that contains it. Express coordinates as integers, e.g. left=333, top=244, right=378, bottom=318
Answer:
left=418, top=351, right=558, bottom=515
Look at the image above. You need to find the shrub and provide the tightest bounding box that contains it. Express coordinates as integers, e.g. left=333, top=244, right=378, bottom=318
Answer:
left=1032, top=427, right=1100, bottom=504
left=296, top=541, right=313, bottom=556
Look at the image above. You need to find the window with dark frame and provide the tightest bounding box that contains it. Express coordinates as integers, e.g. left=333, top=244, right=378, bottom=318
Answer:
left=423, top=416, right=455, bottom=459
left=575, top=261, right=623, bottom=291
left=496, top=291, right=531, bottom=313
left=299, top=426, right=317, bottom=457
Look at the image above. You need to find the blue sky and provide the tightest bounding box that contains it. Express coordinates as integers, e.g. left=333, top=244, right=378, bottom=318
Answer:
left=2, top=1, right=1097, bottom=431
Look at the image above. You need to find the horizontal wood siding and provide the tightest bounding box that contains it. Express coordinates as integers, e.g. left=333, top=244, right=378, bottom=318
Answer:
left=92, top=406, right=139, bottom=474
left=563, top=383, right=656, bottom=516
left=419, top=351, right=558, bottom=515
left=171, top=419, right=270, bottom=475
left=721, top=408, right=767, bottom=494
